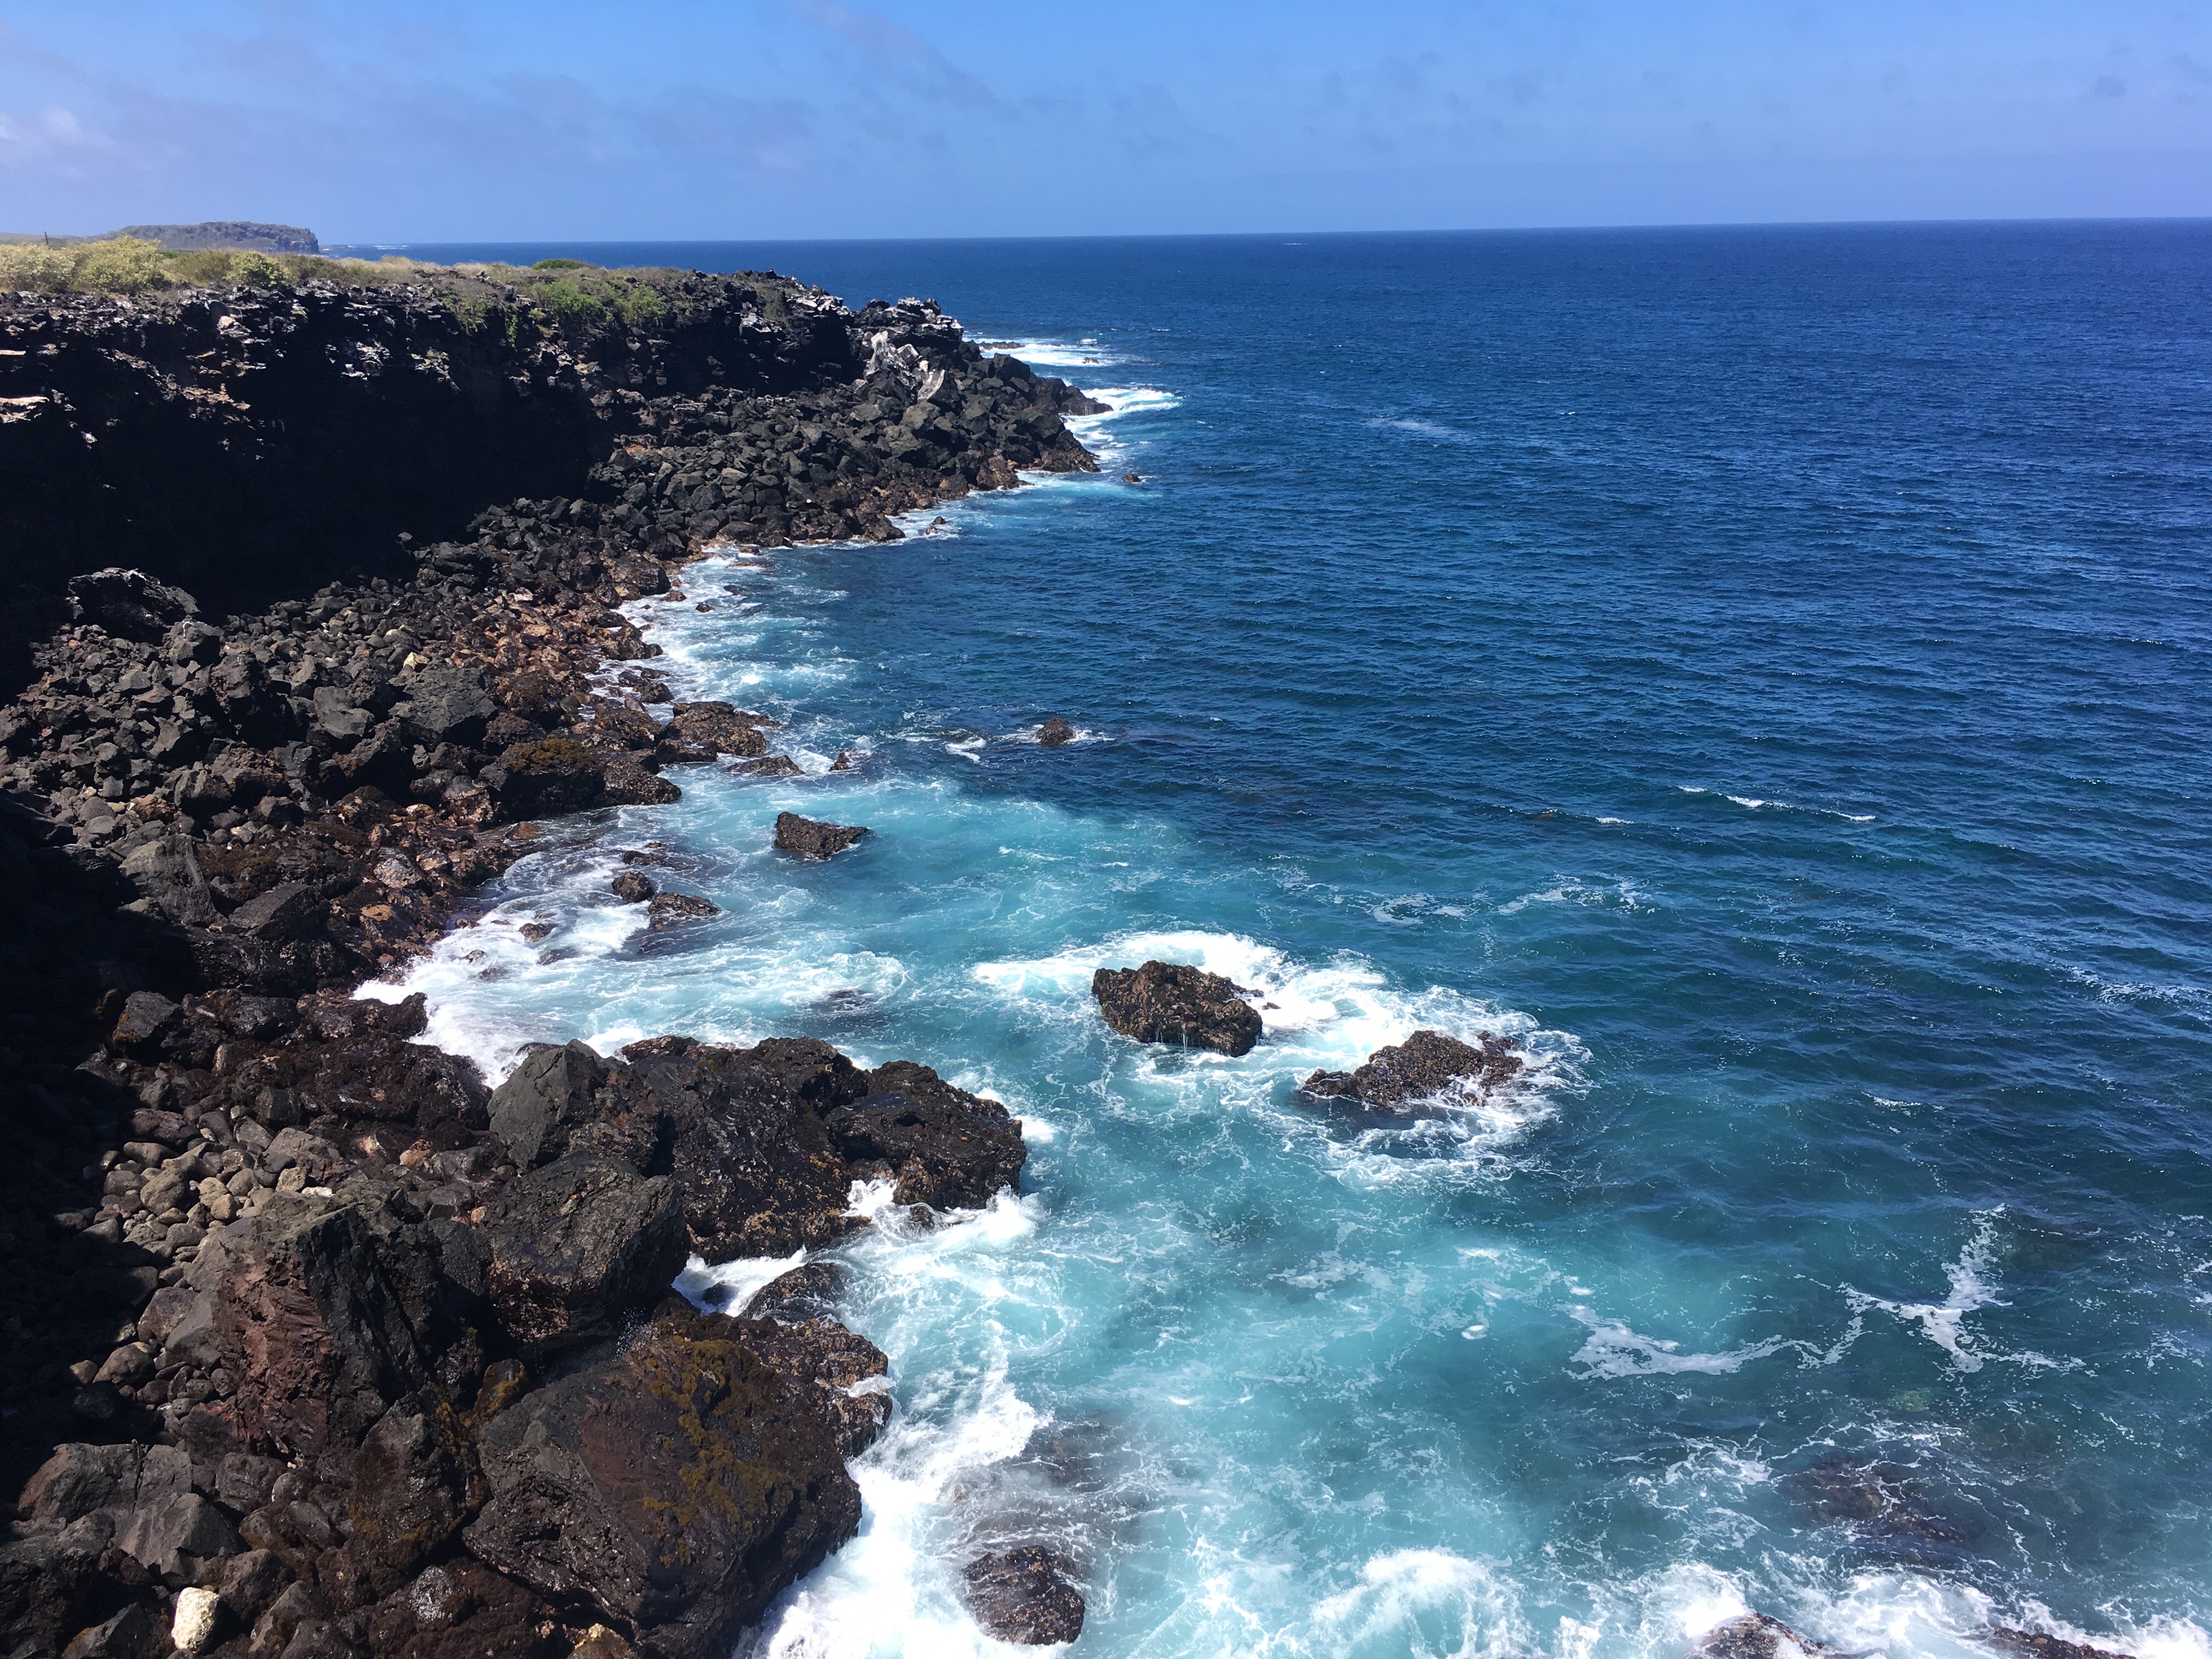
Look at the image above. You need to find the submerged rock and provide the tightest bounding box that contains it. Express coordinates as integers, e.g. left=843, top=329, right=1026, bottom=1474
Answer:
left=961, top=1547, right=1086, bottom=1645
left=1695, top=1614, right=1831, bottom=1659
left=1988, top=1633, right=2142, bottom=1659
left=647, top=891, right=719, bottom=929
left=1035, top=716, right=1076, bottom=747
left=463, top=1308, right=866, bottom=1659
left=1778, top=1454, right=1971, bottom=1553
left=1091, top=960, right=1262, bottom=1057
left=1300, top=1028, right=1522, bottom=1111
left=774, top=812, right=868, bottom=860
left=736, top=754, right=803, bottom=778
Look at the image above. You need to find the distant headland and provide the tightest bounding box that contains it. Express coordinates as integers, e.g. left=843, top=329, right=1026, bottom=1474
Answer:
left=0, top=221, right=319, bottom=255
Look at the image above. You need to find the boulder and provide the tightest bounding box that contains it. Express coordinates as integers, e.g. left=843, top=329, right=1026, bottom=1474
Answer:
left=206, top=1547, right=290, bottom=1626
left=729, top=1313, right=891, bottom=1459
left=610, top=871, right=655, bottom=903
left=743, top=1261, right=849, bottom=1322
left=212, top=1454, right=286, bottom=1515
left=487, top=1040, right=616, bottom=1170
left=585, top=697, right=659, bottom=751
left=106, top=991, right=179, bottom=1059
left=277, top=995, right=490, bottom=1138
left=58, top=1600, right=162, bottom=1658
left=212, top=1188, right=442, bottom=1457
left=1091, top=961, right=1262, bottom=1057
left=119, top=834, right=219, bottom=927
left=463, top=1308, right=864, bottom=1659
left=599, top=753, right=682, bottom=807
left=480, top=1153, right=686, bottom=1354
left=170, top=1584, right=221, bottom=1653
left=338, top=719, right=419, bottom=797
left=364, top=1560, right=561, bottom=1659
left=635, top=1037, right=872, bottom=1257
left=19, top=1443, right=193, bottom=1526
left=110, top=1491, right=239, bottom=1581
left=1300, top=1029, right=1522, bottom=1110
left=163, top=618, right=224, bottom=666
left=0, top=1521, right=108, bottom=1656
left=961, top=1547, right=1085, bottom=1645
left=631, top=1036, right=1025, bottom=1258
left=395, top=668, right=496, bottom=748
left=735, top=754, right=802, bottom=778
left=1035, top=717, right=1075, bottom=747
left=227, top=880, right=325, bottom=943
left=68, top=567, right=197, bottom=641
left=312, top=686, right=373, bottom=744
left=772, top=812, right=867, bottom=860
left=480, top=737, right=603, bottom=821
left=341, top=1391, right=485, bottom=1594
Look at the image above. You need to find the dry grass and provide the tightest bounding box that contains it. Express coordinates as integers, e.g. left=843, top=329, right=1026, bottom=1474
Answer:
left=0, top=240, right=699, bottom=342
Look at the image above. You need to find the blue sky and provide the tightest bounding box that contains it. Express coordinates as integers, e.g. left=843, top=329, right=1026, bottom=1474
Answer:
left=2, top=1, right=2207, bottom=239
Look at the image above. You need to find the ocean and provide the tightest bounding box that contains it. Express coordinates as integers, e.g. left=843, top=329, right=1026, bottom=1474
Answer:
left=363, top=224, right=2212, bottom=1657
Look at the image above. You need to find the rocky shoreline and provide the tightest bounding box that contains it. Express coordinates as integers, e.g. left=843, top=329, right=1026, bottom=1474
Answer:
left=0, top=265, right=1099, bottom=1657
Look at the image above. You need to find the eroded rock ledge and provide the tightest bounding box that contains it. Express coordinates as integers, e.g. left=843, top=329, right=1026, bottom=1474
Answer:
left=0, top=268, right=1079, bottom=1657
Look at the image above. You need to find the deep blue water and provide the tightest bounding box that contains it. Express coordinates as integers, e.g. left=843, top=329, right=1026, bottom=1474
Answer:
left=375, top=226, right=2212, bottom=1657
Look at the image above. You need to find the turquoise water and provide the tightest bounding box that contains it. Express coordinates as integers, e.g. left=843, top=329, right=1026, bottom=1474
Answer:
left=377, top=227, right=2212, bottom=1657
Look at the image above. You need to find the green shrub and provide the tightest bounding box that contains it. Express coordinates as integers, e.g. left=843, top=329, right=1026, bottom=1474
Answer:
left=614, top=284, right=667, bottom=333
left=532, top=258, right=587, bottom=270
left=0, top=241, right=71, bottom=291
left=70, top=235, right=171, bottom=294
left=162, top=249, right=294, bottom=289
left=531, top=278, right=607, bottom=330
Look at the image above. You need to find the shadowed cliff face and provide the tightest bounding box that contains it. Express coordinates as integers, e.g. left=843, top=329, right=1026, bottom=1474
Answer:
left=0, top=273, right=872, bottom=695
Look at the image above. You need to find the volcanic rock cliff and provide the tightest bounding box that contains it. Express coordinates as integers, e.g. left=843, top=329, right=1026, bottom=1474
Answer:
left=0, top=267, right=1094, bottom=1657
left=0, top=269, right=1096, bottom=695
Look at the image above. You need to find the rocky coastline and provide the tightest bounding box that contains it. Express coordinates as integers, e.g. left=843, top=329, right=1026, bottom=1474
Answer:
left=0, top=264, right=1100, bottom=1657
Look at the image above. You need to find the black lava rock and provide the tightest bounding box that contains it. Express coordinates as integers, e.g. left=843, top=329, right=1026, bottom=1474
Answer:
left=1091, top=960, right=1262, bottom=1057
left=1300, top=1029, right=1522, bottom=1111
left=962, top=1547, right=1086, bottom=1645
left=772, top=812, right=867, bottom=860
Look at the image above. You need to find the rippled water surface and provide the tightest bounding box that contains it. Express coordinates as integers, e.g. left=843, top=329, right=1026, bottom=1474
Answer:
left=382, top=226, right=2212, bottom=1658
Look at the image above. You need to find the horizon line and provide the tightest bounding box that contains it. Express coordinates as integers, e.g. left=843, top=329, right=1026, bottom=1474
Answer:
left=319, top=212, right=2212, bottom=252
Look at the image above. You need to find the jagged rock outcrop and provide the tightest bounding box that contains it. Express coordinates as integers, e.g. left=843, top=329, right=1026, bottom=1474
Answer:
left=1300, top=1028, right=1523, bottom=1110
left=1091, top=960, right=1263, bottom=1057
left=490, top=1034, right=1029, bottom=1259
left=772, top=812, right=868, bottom=860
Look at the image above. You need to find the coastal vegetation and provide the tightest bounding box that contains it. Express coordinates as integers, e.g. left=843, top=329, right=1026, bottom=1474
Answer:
left=0, top=236, right=675, bottom=341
